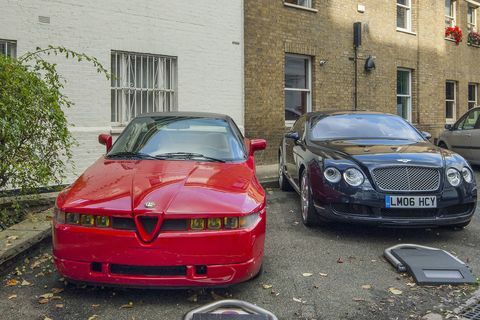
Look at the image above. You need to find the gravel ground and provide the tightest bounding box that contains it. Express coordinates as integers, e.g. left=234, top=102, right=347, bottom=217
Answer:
left=0, top=170, right=479, bottom=320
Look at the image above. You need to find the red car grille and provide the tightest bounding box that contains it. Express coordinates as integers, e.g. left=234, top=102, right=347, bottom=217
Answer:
left=111, top=217, right=187, bottom=231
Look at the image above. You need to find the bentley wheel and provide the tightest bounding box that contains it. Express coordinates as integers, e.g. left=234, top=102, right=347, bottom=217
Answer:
left=300, top=170, right=319, bottom=227
left=278, top=154, right=292, bottom=191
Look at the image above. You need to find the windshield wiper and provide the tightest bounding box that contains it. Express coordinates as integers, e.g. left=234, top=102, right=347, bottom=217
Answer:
left=155, top=152, right=226, bottom=163
left=107, top=151, right=160, bottom=160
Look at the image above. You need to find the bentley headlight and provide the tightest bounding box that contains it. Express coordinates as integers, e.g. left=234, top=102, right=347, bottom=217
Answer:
left=343, top=168, right=365, bottom=187
left=462, top=167, right=473, bottom=183
left=446, top=168, right=461, bottom=186
left=324, top=167, right=341, bottom=183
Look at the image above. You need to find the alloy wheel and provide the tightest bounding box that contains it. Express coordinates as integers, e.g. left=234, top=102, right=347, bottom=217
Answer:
left=278, top=155, right=284, bottom=187
left=301, top=173, right=309, bottom=221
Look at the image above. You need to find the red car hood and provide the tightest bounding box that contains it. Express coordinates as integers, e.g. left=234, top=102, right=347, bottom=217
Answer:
left=58, top=158, right=265, bottom=216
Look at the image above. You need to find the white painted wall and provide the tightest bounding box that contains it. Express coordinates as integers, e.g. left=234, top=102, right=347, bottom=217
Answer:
left=1, top=0, right=244, bottom=182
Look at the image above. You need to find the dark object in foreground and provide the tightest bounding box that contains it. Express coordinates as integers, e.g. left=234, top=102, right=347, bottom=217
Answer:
left=184, top=300, right=278, bottom=320
left=384, top=244, right=476, bottom=285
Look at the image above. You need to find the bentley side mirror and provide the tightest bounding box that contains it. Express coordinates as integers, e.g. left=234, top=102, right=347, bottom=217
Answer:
left=285, top=131, right=300, bottom=141
left=422, top=131, right=432, bottom=140
left=445, top=124, right=453, bottom=131
left=98, top=134, right=113, bottom=153
left=249, top=139, right=267, bottom=156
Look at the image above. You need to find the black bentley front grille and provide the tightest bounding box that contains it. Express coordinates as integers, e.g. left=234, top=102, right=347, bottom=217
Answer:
left=110, top=264, right=187, bottom=276
left=372, top=166, right=441, bottom=192
left=381, top=208, right=437, bottom=218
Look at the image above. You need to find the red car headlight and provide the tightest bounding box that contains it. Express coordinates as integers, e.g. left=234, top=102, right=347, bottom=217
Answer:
left=239, top=212, right=261, bottom=229
left=53, top=207, right=66, bottom=224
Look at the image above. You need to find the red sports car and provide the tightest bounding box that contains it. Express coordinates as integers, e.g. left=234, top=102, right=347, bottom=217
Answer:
left=52, top=112, right=267, bottom=287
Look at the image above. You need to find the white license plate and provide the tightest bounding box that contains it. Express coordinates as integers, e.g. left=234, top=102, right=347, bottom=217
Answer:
left=385, top=196, right=437, bottom=208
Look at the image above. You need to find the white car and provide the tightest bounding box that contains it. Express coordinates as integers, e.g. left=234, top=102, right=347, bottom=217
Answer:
left=438, top=107, right=480, bottom=165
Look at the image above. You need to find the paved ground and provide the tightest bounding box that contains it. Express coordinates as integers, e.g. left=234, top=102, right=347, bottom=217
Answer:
left=1, top=171, right=479, bottom=320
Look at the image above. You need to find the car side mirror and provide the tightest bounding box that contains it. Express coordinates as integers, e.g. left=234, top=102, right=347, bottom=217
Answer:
left=249, top=139, right=267, bottom=156
left=98, top=134, right=113, bottom=152
left=422, top=131, right=432, bottom=140
left=445, top=124, right=453, bottom=131
left=285, top=131, right=300, bottom=141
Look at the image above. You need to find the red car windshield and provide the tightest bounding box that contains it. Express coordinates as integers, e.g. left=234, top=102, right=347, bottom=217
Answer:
left=108, top=116, right=247, bottom=162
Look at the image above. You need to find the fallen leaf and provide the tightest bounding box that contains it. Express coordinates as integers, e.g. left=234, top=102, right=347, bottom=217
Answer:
left=6, top=279, right=18, bottom=286
left=44, top=317, right=53, bottom=320
left=362, top=285, right=372, bottom=290
left=388, top=287, right=403, bottom=295
left=319, top=273, right=328, bottom=277
left=38, top=298, right=49, bottom=304
left=21, top=280, right=31, bottom=286
left=6, top=235, right=19, bottom=241
left=406, top=283, right=416, bottom=287
left=120, top=301, right=134, bottom=309
left=353, top=297, right=366, bottom=302
left=302, top=273, right=313, bottom=277
left=8, top=294, right=17, bottom=300
left=55, top=304, right=64, bottom=309
left=51, top=288, right=64, bottom=294
left=262, top=284, right=273, bottom=289
left=92, top=304, right=100, bottom=308
left=88, top=316, right=98, bottom=320
left=293, top=297, right=302, bottom=303
left=337, top=258, right=344, bottom=264
left=40, top=293, right=54, bottom=299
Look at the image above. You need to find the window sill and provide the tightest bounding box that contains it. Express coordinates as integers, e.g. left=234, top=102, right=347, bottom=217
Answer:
left=110, top=126, right=126, bottom=135
left=283, top=3, right=318, bottom=13
left=396, top=28, right=416, bottom=36
left=444, top=37, right=458, bottom=43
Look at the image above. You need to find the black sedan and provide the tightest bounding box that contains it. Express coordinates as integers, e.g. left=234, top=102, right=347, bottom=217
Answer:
left=278, top=111, right=477, bottom=228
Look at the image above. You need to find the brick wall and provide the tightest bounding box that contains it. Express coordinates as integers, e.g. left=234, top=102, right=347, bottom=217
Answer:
left=245, top=0, right=480, bottom=165
left=1, top=0, right=244, bottom=183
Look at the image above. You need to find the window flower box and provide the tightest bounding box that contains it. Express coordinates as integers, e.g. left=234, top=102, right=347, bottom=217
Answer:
left=445, top=26, right=463, bottom=45
left=468, top=31, right=480, bottom=46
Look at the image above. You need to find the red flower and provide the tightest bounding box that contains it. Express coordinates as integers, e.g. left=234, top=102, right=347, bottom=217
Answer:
left=445, top=26, right=463, bottom=45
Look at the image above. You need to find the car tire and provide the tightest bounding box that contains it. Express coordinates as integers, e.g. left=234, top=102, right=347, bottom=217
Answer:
left=438, top=142, right=448, bottom=149
left=300, top=169, right=319, bottom=227
left=278, top=154, right=292, bottom=191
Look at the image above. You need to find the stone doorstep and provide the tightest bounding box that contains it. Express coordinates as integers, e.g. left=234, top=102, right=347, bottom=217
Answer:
left=0, top=209, right=53, bottom=266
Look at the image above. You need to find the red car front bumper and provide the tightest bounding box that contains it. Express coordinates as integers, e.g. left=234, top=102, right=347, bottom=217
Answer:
left=52, top=211, right=265, bottom=287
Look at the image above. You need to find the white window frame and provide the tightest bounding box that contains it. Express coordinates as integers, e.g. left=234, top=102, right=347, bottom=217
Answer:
left=446, top=81, right=457, bottom=124
left=0, top=39, right=17, bottom=57
left=284, top=53, right=312, bottom=127
left=110, top=51, right=177, bottom=126
left=396, top=0, right=412, bottom=32
left=467, top=3, right=478, bottom=31
left=468, top=83, right=478, bottom=109
left=397, top=68, right=412, bottom=122
left=445, top=0, right=457, bottom=27
left=285, top=0, right=312, bottom=8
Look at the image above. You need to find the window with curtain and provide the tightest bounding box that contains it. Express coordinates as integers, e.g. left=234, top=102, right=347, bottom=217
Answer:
left=111, top=51, right=177, bottom=125
left=468, top=83, right=478, bottom=109
left=397, top=69, right=412, bottom=121
left=446, top=81, right=457, bottom=123
left=0, top=40, right=17, bottom=58
left=285, top=54, right=312, bottom=123
left=445, top=0, right=456, bottom=27
left=468, top=4, right=477, bottom=31
left=397, top=0, right=412, bottom=31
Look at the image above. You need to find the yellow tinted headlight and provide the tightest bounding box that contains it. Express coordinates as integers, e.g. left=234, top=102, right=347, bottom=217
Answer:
left=207, top=218, right=222, bottom=230
left=239, top=213, right=261, bottom=229
left=80, top=215, right=95, bottom=226
left=190, top=218, right=205, bottom=230
left=95, top=216, right=110, bottom=228
left=66, top=213, right=80, bottom=225
left=224, top=217, right=239, bottom=229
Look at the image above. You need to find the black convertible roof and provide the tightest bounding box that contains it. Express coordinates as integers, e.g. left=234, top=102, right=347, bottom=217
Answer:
left=137, top=111, right=231, bottom=120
